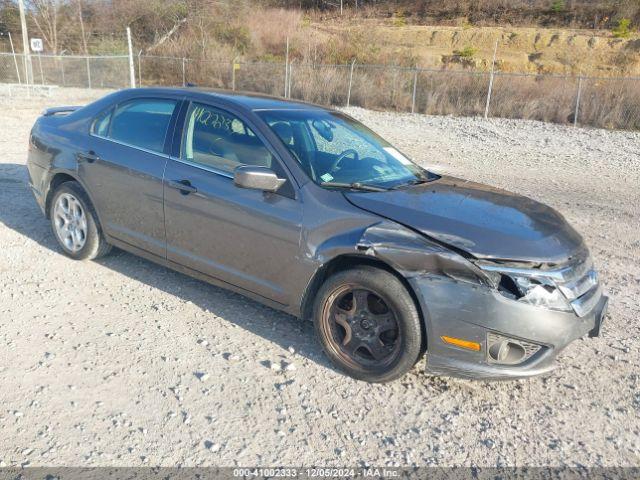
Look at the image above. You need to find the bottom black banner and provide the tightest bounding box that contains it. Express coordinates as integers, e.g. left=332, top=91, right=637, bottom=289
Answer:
left=0, top=467, right=639, bottom=480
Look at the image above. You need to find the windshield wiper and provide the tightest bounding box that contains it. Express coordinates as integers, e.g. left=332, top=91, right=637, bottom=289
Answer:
left=320, top=181, right=389, bottom=192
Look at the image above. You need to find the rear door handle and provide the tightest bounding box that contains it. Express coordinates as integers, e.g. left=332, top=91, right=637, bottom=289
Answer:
left=168, top=179, right=198, bottom=195
left=77, top=150, right=100, bottom=163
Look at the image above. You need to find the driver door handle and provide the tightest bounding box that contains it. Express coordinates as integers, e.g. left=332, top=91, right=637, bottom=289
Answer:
left=168, top=179, right=198, bottom=195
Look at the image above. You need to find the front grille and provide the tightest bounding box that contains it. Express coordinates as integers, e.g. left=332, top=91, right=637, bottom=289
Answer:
left=558, top=269, right=598, bottom=300
left=552, top=251, right=602, bottom=317
left=477, top=248, right=603, bottom=317
left=570, top=284, right=603, bottom=317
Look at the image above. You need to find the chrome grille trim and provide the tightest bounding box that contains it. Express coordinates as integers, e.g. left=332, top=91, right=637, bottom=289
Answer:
left=557, top=269, right=598, bottom=300
left=477, top=249, right=592, bottom=283
left=571, top=284, right=603, bottom=317
left=556, top=254, right=593, bottom=284
left=553, top=253, right=602, bottom=316
left=477, top=249, right=603, bottom=317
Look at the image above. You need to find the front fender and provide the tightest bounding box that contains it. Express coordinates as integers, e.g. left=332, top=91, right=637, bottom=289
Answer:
left=355, top=222, right=488, bottom=284
left=299, top=220, right=490, bottom=320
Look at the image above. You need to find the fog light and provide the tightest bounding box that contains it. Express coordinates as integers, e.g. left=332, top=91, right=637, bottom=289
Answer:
left=486, top=333, right=541, bottom=365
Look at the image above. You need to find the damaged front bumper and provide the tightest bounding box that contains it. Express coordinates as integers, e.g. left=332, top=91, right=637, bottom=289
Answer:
left=409, top=274, right=608, bottom=380
left=353, top=221, right=607, bottom=380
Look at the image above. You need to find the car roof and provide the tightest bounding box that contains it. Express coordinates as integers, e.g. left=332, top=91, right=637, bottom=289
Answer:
left=125, top=87, right=331, bottom=112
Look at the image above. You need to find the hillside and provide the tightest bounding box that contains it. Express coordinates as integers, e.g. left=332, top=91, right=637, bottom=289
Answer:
left=0, top=1, right=639, bottom=77
left=314, top=20, right=640, bottom=75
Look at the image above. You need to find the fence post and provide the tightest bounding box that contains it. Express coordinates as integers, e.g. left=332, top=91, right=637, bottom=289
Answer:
left=346, top=60, right=355, bottom=107
left=574, top=76, right=583, bottom=127
left=182, top=57, right=186, bottom=86
left=60, top=57, right=65, bottom=86
left=484, top=39, right=498, bottom=120
left=411, top=68, right=418, bottom=113
left=126, top=27, right=136, bottom=88
left=137, top=50, right=142, bottom=87
left=287, top=61, right=294, bottom=99
left=86, top=57, right=92, bottom=89
left=231, top=57, right=238, bottom=91
left=37, top=53, right=44, bottom=85
left=8, top=32, right=21, bottom=84
left=284, top=36, right=289, bottom=98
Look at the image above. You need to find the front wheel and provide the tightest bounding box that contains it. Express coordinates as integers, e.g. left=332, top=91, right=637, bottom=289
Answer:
left=313, top=266, right=423, bottom=383
left=50, top=181, right=111, bottom=260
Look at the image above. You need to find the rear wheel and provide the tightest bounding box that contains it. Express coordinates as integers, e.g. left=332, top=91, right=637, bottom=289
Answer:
left=50, top=182, right=111, bottom=260
left=313, top=266, right=423, bottom=383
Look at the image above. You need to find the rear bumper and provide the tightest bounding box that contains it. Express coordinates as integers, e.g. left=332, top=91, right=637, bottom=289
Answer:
left=409, top=275, right=608, bottom=380
left=28, top=182, right=46, bottom=214
left=27, top=159, right=48, bottom=215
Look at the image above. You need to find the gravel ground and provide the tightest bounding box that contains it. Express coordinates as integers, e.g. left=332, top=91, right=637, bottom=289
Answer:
left=0, top=88, right=639, bottom=468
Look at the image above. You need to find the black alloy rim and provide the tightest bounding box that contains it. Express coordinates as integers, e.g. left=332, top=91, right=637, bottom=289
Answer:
left=322, top=285, right=401, bottom=370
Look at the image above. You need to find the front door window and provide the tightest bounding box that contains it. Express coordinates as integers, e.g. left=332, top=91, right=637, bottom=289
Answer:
left=182, top=102, right=276, bottom=174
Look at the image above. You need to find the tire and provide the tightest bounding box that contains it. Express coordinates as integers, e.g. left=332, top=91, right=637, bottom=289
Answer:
left=49, top=181, right=112, bottom=261
left=313, top=266, right=423, bottom=383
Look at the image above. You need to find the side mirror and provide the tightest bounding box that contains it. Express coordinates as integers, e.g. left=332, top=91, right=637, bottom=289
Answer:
left=233, top=165, right=286, bottom=192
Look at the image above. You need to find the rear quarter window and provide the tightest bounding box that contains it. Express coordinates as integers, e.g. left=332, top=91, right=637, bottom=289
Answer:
left=91, top=107, right=112, bottom=137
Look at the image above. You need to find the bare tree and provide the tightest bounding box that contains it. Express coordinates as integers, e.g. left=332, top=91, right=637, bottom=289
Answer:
left=76, top=0, right=88, bottom=55
left=28, top=0, right=66, bottom=54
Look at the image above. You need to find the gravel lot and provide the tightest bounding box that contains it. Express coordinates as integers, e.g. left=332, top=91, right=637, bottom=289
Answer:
left=0, top=88, right=639, bottom=468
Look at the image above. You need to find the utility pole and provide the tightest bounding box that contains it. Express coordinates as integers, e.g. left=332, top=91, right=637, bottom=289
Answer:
left=8, top=32, right=22, bottom=83
left=17, top=0, right=32, bottom=84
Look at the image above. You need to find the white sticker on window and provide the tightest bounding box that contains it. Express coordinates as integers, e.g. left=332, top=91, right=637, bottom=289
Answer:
left=384, top=147, right=413, bottom=165
left=320, top=173, right=334, bottom=182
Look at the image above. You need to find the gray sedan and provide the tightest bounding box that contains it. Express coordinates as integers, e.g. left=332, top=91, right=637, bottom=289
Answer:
left=26, top=88, right=608, bottom=382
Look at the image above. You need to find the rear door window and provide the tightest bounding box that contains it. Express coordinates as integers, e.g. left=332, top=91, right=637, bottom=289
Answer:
left=107, top=99, right=177, bottom=153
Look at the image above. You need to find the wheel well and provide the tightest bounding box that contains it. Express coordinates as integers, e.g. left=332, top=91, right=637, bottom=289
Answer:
left=45, top=173, right=78, bottom=218
left=301, top=255, right=427, bottom=351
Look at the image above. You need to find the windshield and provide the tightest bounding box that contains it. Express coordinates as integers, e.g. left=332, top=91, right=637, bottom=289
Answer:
left=257, top=110, right=431, bottom=190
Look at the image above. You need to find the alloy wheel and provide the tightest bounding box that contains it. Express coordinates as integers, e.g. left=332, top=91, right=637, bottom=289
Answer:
left=53, top=193, right=88, bottom=253
left=322, top=285, right=401, bottom=370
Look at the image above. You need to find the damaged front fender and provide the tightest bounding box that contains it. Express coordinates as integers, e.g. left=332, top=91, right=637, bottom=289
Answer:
left=299, top=220, right=493, bottom=320
left=354, top=222, right=492, bottom=286
left=308, top=219, right=490, bottom=286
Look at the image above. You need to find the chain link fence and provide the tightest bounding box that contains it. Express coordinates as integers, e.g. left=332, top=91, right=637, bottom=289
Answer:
left=1, top=53, right=131, bottom=89
left=2, top=52, right=639, bottom=130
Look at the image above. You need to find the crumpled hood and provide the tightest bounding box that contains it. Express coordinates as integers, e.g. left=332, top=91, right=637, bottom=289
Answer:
left=344, top=176, right=584, bottom=264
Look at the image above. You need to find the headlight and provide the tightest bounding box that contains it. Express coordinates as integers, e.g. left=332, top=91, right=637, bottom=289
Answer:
left=479, top=265, right=572, bottom=312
